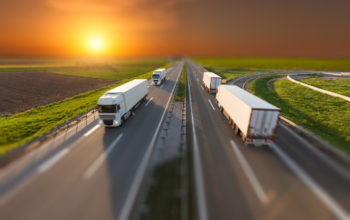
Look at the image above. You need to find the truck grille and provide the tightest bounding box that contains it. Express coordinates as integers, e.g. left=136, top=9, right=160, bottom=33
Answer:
left=99, top=114, right=115, bottom=120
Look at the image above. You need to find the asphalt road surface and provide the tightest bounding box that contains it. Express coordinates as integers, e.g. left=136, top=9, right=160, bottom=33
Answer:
left=186, top=60, right=349, bottom=220
left=0, top=62, right=183, bottom=220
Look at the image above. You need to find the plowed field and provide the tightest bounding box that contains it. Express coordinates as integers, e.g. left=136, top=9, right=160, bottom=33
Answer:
left=0, top=71, right=113, bottom=116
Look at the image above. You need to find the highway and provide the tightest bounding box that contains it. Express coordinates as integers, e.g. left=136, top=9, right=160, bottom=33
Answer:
left=0, top=62, right=183, bottom=220
left=0, top=59, right=349, bottom=220
left=186, top=60, right=350, bottom=220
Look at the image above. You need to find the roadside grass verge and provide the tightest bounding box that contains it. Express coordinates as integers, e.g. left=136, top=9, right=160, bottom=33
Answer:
left=194, top=57, right=350, bottom=71
left=140, top=157, right=182, bottom=220
left=247, top=76, right=350, bottom=154
left=301, top=77, right=350, bottom=97
left=0, top=63, right=169, bottom=156
left=175, top=65, right=186, bottom=101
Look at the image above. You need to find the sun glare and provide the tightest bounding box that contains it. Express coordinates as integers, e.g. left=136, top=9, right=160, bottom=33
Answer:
left=88, top=37, right=104, bottom=52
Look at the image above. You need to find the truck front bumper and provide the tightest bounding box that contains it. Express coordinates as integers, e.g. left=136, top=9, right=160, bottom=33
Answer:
left=99, top=119, right=122, bottom=127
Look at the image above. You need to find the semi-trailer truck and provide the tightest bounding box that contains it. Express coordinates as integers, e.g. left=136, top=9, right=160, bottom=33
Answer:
left=97, top=79, right=148, bottom=127
left=216, top=85, right=280, bottom=146
left=202, top=72, right=222, bottom=93
left=152, top=68, right=166, bottom=86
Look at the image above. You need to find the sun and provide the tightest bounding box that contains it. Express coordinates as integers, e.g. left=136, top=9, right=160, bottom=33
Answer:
left=88, top=37, right=104, bottom=52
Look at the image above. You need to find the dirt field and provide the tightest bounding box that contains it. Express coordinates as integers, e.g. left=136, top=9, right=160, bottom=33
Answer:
left=0, top=71, right=114, bottom=116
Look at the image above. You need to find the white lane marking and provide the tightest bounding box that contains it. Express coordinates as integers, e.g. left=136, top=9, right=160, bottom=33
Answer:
left=83, top=134, right=123, bottom=179
left=201, top=85, right=204, bottom=90
left=37, top=148, right=70, bottom=173
left=188, top=71, right=208, bottom=220
left=145, top=97, right=153, bottom=107
left=84, top=124, right=100, bottom=137
left=279, top=123, right=349, bottom=180
left=230, top=140, right=268, bottom=204
left=270, top=143, right=350, bottom=220
left=118, top=63, right=183, bottom=220
left=208, top=99, right=215, bottom=111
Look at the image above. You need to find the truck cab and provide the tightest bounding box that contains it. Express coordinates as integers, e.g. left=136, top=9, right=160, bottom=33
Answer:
left=152, top=69, right=166, bottom=86
left=97, top=93, right=125, bottom=127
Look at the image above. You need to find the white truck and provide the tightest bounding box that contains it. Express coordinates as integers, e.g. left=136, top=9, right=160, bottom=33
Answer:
left=97, top=79, right=148, bottom=127
left=152, top=68, right=166, bottom=86
left=202, top=72, right=222, bottom=93
left=216, top=85, right=280, bottom=146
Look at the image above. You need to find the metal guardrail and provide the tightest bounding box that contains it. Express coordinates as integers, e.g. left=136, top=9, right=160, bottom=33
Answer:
left=0, top=107, right=99, bottom=166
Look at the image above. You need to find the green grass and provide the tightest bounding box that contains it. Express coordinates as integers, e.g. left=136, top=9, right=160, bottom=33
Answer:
left=301, top=77, right=350, bottom=97
left=51, top=59, right=168, bottom=81
left=0, top=58, right=168, bottom=81
left=203, top=65, right=275, bottom=81
left=194, top=57, right=350, bottom=71
left=140, top=157, right=182, bottom=220
left=0, top=61, right=169, bottom=156
left=175, top=65, right=186, bottom=101
left=247, top=76, right=350, bottom=153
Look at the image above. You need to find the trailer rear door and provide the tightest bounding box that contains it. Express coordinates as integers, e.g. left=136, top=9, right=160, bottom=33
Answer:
left=249, top=110, right=279, bottom=137
left=210, top=77, right=221, bottom=90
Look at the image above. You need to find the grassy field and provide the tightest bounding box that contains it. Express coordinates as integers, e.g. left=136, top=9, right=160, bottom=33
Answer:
left=247, top=76, right=350, bottom=153
left=194, top=57, right=350, bottom=71
left=194, top=57, right=350, bottom=81
left=203, top=66, right=276, bottom=81
left=51, top=59, right=167, bottom=81
left=175, top=65, right=186, bottom=101
left=0, top=58, right=168, bottom=81
left=301, top=77, right=350, bottom=97
left=0, top=59, right=169, bottom=156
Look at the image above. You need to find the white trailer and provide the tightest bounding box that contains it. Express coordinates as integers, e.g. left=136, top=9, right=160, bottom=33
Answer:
left=202, top=72, right=222, bottom=93
left=152, top=68, right=166, bottom=86
left=216, top=85, right=280, bottom=146
left=98, top=79, right=148, bottom=127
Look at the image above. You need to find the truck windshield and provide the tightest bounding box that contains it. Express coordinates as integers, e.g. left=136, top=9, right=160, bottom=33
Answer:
left=98, top=104, right=116, bottom=113
left=152, top=74, right=160, bottom=79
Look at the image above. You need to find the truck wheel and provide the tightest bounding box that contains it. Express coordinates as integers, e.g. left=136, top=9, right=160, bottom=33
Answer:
left=231, top=122, right=235, bottom=130
left=234, top=126, right=239, bottom=135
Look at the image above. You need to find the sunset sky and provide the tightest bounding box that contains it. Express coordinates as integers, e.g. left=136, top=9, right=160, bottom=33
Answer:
left=1, top=0, right=350, bottom=57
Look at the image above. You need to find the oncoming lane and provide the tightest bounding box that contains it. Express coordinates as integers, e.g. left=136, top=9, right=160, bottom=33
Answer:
left=0, top=62, right=184, bottom=220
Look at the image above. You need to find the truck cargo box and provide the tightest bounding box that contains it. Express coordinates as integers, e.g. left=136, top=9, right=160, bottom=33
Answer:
left=103, top=79, right=148, bottom=111
left=98, top=79, right=148, bottom=126
left=216, top=85, right=280, bottom=145
left=202, top=72, right=222, bottom=93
